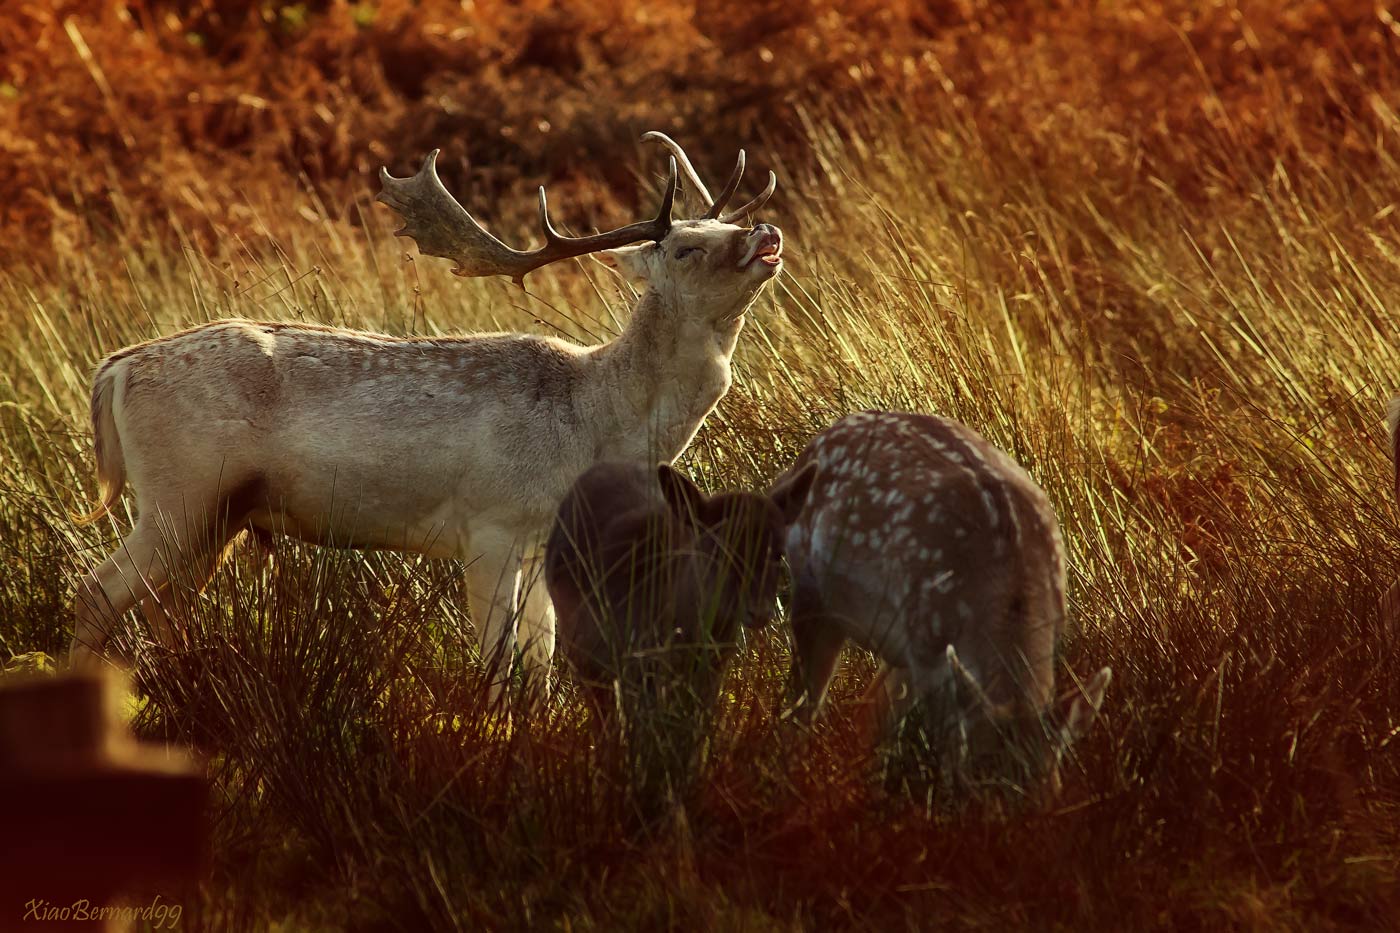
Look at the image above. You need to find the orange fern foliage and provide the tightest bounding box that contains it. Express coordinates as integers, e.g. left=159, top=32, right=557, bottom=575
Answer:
left=1, top=1, right=1397, bottom=257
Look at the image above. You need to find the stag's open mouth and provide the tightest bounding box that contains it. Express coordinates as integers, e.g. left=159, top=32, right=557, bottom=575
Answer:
left=740, top=229, right=784, bottom=269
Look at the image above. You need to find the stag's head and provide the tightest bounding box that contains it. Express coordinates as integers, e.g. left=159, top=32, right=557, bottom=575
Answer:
left=378, top=133, right=782, bottom=322
left=599, top=133, right=782, bottom=321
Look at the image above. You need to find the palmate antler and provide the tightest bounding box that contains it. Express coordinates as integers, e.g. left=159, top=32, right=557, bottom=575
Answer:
left=378, top=149, right=678, bottom=285
left=640, top=132, right=777, bottom=223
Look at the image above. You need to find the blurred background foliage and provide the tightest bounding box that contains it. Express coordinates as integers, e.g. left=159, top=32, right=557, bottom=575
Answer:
left=3, top=1, right=1398, bottom=258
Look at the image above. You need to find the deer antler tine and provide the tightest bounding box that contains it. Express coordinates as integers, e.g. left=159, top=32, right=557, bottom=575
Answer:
left=536, top=186, right=564, bottom=244
left=655, top=156, right=678, bottom=228
left=641, top=131, right=713, bottom=209
left=705, top=150, right=746, bottom=220
left=719, top=170, right=777, bottom=225
left=377, top=147, right=439, bottom=186
left=375, top=148, right=435, bottom=236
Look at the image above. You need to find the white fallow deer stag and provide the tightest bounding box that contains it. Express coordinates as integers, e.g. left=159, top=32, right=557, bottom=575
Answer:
left=69, top=133, right=784, bottom=712
left=777, top=410, right=1113, bottom=795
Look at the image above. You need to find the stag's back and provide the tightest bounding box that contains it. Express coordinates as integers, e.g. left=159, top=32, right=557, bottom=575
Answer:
left=783, top=410, right=1066, bottom=712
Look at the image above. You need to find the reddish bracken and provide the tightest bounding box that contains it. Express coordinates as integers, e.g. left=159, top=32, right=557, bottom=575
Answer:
left=545, top=461, right=816, bottom=724
left=777, top=410, right=1111, bottom=791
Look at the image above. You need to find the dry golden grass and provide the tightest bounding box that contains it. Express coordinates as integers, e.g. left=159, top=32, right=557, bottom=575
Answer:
left=3, top=2, right=1400, bottom=929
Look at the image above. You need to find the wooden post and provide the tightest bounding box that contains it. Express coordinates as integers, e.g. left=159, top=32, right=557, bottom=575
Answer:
left=0, top=669, right=207, bottom=931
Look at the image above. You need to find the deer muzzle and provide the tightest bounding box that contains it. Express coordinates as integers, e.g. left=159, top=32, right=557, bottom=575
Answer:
left=739, top=224, right=784, bottom=269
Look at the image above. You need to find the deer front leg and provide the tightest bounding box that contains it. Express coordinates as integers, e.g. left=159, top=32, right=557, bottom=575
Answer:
left=464, top=530, right=524, bottom=712
left=516, top=548, right=556, bottom=714
left=784, top=576, right=847, bottom=726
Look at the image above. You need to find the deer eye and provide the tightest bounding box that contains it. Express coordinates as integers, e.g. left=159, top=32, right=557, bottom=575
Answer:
left=676, top=246, right=704, bottom=260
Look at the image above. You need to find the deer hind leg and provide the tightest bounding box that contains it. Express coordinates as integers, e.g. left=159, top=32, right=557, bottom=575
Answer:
left=136, top=521, right=250, bottom=652
left=72, top=516, right=175, bottom=667
left=464, top=530, right=525, bottom=712
left=73, top=486, right=259, bottom=666
left=784, top=574, right=847, bottom=725
left=516, top=549, right=557, bottom=713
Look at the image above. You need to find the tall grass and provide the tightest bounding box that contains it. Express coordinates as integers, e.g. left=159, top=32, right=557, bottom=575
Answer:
left=3, top=94, right=1399, bottom=927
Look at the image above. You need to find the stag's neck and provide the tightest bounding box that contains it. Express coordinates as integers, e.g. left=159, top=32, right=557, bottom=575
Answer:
left=587, top=290, right=744, bottom=463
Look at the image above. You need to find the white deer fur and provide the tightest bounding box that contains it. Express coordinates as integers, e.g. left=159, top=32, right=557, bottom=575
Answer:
left=71, top=216, right=785, bottom=709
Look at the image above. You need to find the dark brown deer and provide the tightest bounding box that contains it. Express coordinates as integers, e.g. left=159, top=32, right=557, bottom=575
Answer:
left=545, top=461, right=817, bottom=725
left=776, top=410, right=1111, bottom=792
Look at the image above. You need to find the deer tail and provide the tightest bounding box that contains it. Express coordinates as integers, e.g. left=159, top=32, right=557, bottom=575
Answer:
left=72, top=360, right=127, bottom=524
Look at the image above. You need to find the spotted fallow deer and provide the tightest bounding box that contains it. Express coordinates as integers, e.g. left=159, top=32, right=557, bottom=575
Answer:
left=544, top=461, right=818, bottom=725
left=70, top=134, right=784, bottom=710
left=777, top=410, right=1112, bottom=791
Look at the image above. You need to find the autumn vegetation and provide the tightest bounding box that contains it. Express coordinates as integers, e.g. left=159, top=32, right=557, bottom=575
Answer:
left=3, top=1, right=1399, bottom=928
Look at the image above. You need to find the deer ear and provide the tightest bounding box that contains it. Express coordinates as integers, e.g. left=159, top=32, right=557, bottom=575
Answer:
left=769, top=461, right=819, bottom=524
left=1057, top=666, right=1112, bottom=745
left=598, top=243, right=658, bottom=284
left=657, top=463, right=707, bottom=521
